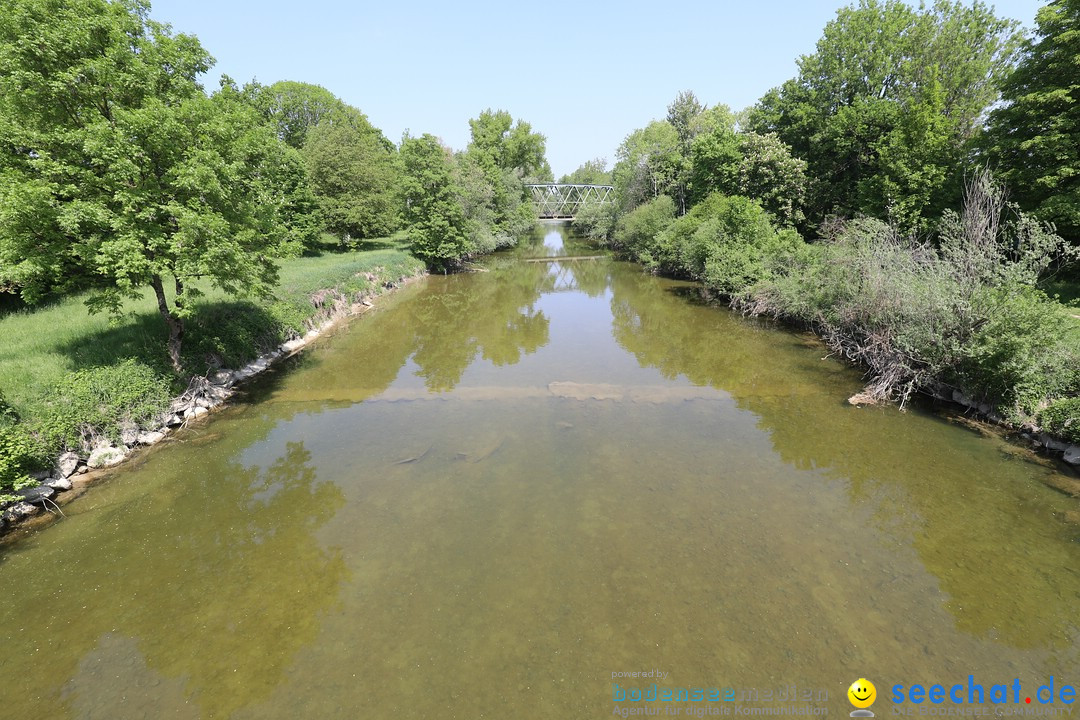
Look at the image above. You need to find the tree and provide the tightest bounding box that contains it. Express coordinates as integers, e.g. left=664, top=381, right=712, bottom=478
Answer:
left=735, top=133, right=808, bottom=227
left=666, top=91, right=706, bottom=151
left=303, top=113, right=400, bottom=241
left=0, top=0, right=209, bottom=302
left=692, top=104, right=738, bottom=137
left=400, top=134, right=470, bottom=270
left=857, top=77, right=954, bottom=230
left=243, top=81, right=398, bottom=244
left=465, top=109, right=549, bottom=238
left=612, top=121, right=682, bottom=212
left=664, top=91, right=705, bottom=213
left=452, top=152, right=500, bottom=254
left=0, top=0, right=305, bottom=372
left=688, top=124, right=807, bottom=226
left=689, top=122, right=741, bottom=206
left=748, top=0, right=1021, bottom=231
left=559, top=158, right=612, bottom=186
left=986, top=0, right=1080, bottom=242
left=467, top=109, right=552, bottom=180
left=244, top=80, right=348, bottom=149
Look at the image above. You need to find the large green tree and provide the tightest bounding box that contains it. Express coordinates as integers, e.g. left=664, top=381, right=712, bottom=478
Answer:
left=688, top=121, right=740, bottom=207
left=0, top=0, right=306, bottom=371
left=665, top=91, right=706, bottom=213
left=986, top=0, right=1080, bottom=242
left=302, top=112, right=400, bottom=242
left=749, top=0, right=1021, bottom=232
left=400, top=134, right=470, bottom=270
left=465, top=109, right=548, bottom=238
left=244, top=80, right=398, bottom=243
left=682, top=104, right=807, bottom=225
left=612, top=121, right=682, bottom=212
left=467, top=109, right=552, bottom=181
left=666, top=91, right=706, bottom=151
left=733, top=133, right=808, bottom=227
left=613, top=97, right=737, bottom=216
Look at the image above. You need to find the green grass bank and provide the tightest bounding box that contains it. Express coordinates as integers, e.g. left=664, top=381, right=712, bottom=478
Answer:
left=0, top=235, right=425, bottom=503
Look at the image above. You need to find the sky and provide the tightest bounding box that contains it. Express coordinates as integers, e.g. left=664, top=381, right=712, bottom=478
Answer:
left=149, top=0, right=1047, bottom=179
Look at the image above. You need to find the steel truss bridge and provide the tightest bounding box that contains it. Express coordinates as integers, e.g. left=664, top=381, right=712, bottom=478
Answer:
left=525, top=184, right=615, bottom=219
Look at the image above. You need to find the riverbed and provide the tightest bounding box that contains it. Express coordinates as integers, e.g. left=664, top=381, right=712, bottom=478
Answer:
left=1, top=224, right=1078, bottom=718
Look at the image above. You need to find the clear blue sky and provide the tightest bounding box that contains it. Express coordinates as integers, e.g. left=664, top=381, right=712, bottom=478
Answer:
left=149, top=0, right=1047, bottom=179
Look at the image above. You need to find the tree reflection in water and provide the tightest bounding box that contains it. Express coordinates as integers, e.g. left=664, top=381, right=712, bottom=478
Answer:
left=1, top=440, right=346, bottom=719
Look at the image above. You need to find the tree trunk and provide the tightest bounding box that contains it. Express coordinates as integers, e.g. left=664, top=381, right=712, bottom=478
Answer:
left=150, top=275, right=185, bottom=374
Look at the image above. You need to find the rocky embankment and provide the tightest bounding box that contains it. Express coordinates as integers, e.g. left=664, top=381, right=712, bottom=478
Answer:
left=0, top=270, right=424, bottom=538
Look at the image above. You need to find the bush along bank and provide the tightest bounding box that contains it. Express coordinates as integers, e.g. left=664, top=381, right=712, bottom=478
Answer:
left=584, top=173, right=1080, bottom=469
left=0, top=258, right=426, bottom=537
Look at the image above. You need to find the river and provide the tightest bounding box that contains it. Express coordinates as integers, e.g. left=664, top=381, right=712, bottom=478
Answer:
left=1, top=224, right=1078, bottom=718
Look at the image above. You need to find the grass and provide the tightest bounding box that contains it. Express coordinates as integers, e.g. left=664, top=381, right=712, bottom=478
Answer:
left=1040, top=274, right=1080, bottom=348
left=1040, top=276, right=1080, bottom=308
left=277, top=233, right=416, bottom=296
left=0, top=235, right=423, bottom=426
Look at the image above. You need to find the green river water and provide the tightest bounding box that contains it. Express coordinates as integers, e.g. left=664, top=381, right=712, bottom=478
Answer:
left=2, top=225, right=1079, bottom=718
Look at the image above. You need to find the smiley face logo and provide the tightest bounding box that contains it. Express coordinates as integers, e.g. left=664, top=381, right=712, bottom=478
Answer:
left=848, top=678, right=877, bottom=709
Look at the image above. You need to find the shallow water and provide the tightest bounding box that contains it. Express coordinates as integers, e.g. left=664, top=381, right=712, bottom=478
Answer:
left=2, top=225, right=1079, bottom=718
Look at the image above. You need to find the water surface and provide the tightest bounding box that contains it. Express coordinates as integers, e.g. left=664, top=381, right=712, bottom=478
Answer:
left=2, top=225, right=1079, bottom=718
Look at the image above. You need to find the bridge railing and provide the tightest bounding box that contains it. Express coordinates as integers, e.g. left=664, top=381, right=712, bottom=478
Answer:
left=525, top=184, right=615, bottom=219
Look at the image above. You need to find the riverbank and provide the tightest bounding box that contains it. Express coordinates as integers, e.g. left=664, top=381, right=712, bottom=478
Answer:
left=0, top=237, right=426, bottom=536
left=732, top=279, right=1079, bottom=467
left=573, top=201, right=1080, bottom=470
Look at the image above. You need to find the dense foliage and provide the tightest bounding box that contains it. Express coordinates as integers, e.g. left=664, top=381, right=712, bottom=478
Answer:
left=985, top=0, right=1080, bottom=242
left=244, top=80, right=347, bottom=150
left=0, top=359, right=171, bottom=501
left=245, top=80, right=401, bottom=245
left=609, top=193, right=803, bottom=296
left=0, top=0, right=313, bottom=371
left=744, top=174, right=1077, bottom=415
left=0, top=403, right=37, bottom=503
left=594, top=0, right=1080, bottom=441
left=748, top=0, right=1021, bottom=233
left=38, top=359, right=173, bottom=451
left=399, top=109, right=548, bottom=270
left=400, top=134, right=472, bottom=270
left=302, top=113, right=400, bottom=243
left=1040, top=397, right=1080, bottom=443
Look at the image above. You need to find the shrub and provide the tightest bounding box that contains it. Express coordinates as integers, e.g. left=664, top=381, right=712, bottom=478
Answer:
left=572, top=200, right=618, bottom=245
left=1040, top=397, right=1080, bottom=444
left=958, top=286, right=1079, bottom=418
left=612, top=195, right=676, bottom=267
left=745, top=172, right=1079, bottom=408
left=0, top=427, right=40, bottom=503
left=651, top=193, right=802, bottom=294
left=0, top=397, right=40, bottom=502
left=36, top=359, right=173, bottom=452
